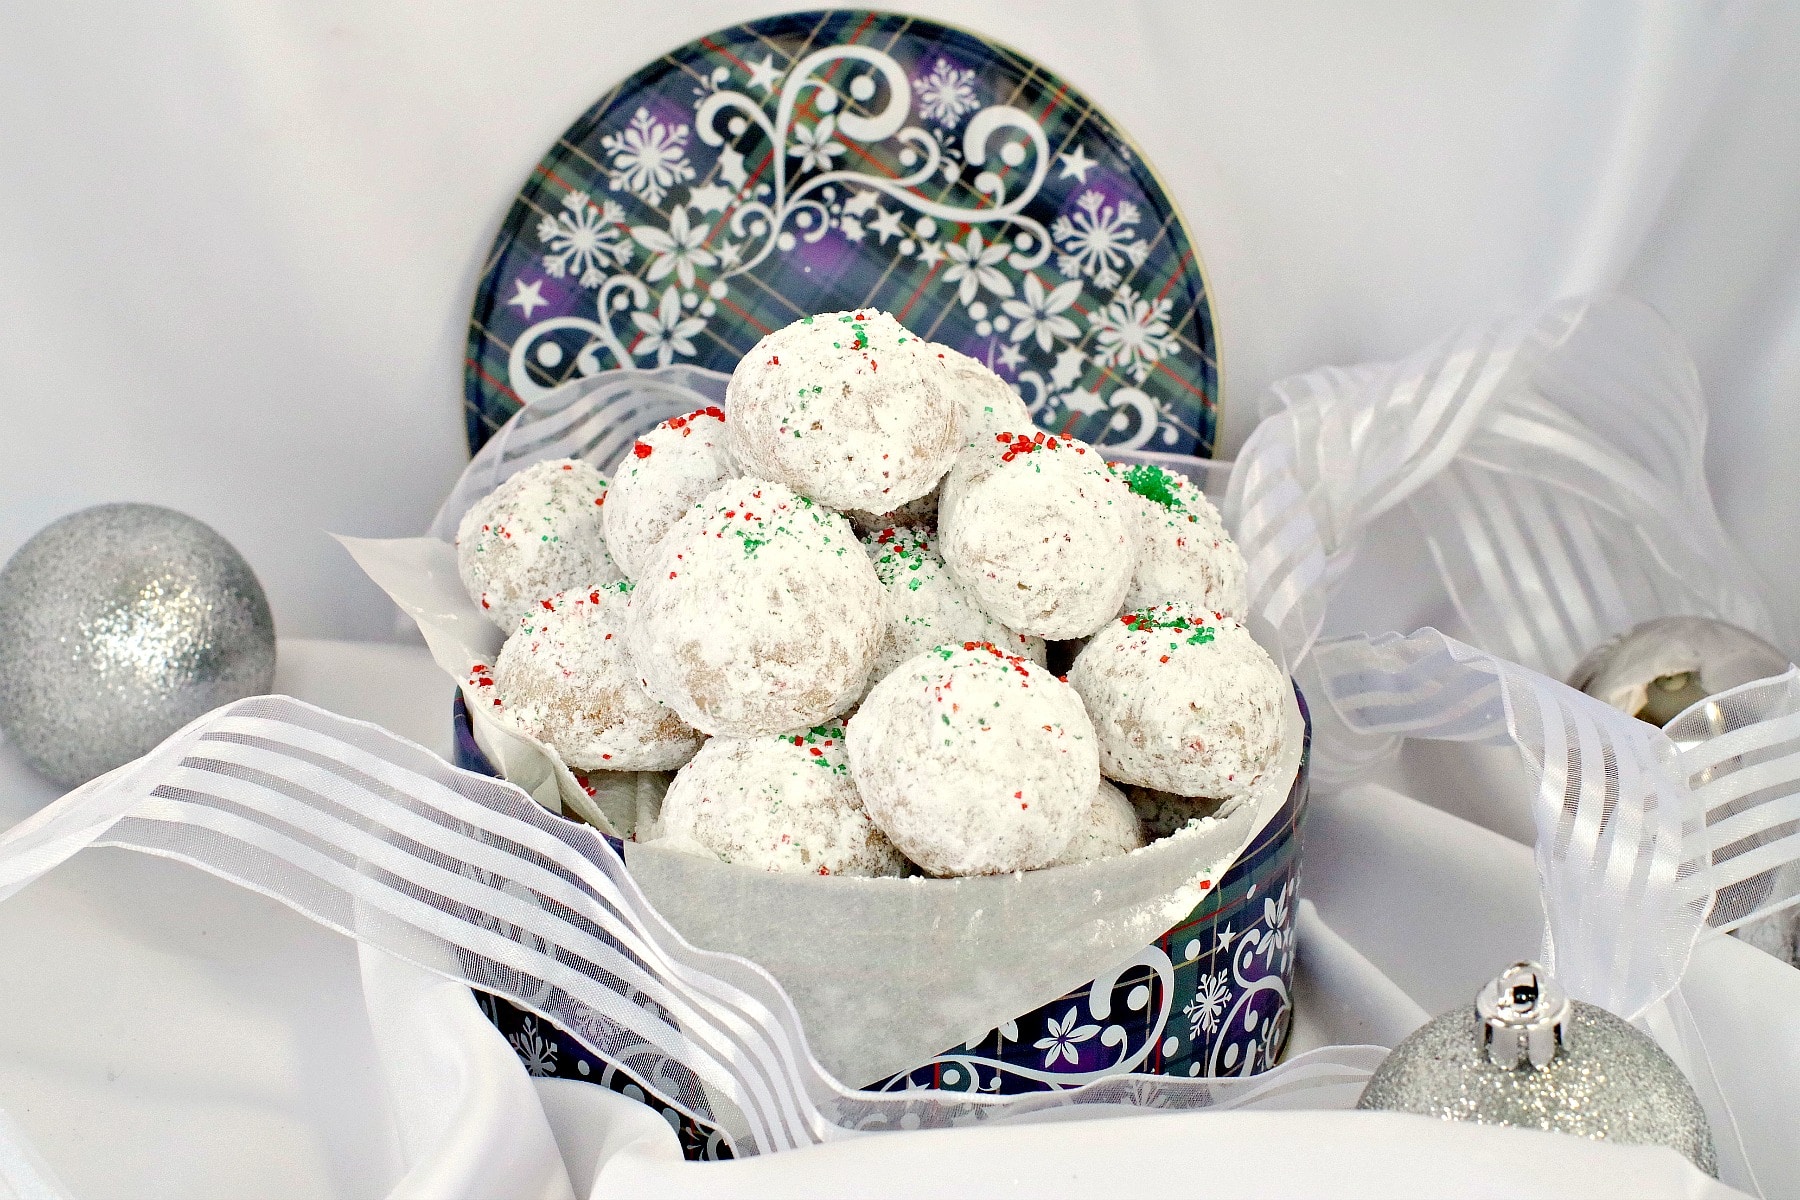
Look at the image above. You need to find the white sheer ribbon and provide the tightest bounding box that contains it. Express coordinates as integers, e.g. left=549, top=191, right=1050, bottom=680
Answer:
left=0, top=694, right=1383, bottom=1177
left=1309, top=629, right=1800, bottom=1193
left=1226, top=294, right=1782, bottom=785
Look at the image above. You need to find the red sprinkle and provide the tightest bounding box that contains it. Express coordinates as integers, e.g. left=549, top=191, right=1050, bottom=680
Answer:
left=633, top=441, right=653, bottom=459
left=540, top=599, right=555, bottom=611
left=809, top=747, right=822, bottom=757
left=1199, top=880, right=1212, bottom=891
left=768, top=355, right=780, bottom=365
left=588, top=590, right=601, bottom=604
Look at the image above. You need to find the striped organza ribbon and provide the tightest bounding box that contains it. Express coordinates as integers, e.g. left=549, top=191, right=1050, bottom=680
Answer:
left=1308, top=631, right=1800, bottom=1193
left=0, top=695, right=1382, bottom=1181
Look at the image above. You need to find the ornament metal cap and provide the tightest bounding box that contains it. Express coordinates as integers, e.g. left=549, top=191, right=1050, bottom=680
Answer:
left=1476, top=961, right=1570, bottom=1069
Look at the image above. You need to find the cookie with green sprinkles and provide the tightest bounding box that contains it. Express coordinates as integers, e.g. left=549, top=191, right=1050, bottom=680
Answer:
left=625, top=477, right=884, bottom=737
left=1068, top=603, right=1285, bottom=801
left=491, top=583, right=702, bottom=771
left=603, top=405, right=735, bottom=580
left=847, top=640, right=1098, bottom=876
left=653, top=724, right=908, bottom=877
left=455, top=457, right=621, bottom=629
left=1112, top=461, right=1248, bottom=617
left=861, top=524, right=1045, bottom=693
left=938, top=430, right=1138, bottom=639
left=725, top=310, right=962, bottom=512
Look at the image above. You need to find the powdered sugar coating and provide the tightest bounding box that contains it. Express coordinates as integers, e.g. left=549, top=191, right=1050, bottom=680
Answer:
left=456, top=458, right=622, bottom=629
left=726, top=310, right=962, bottom=511
left=604, top=406, right=735, bottom=580
left=940, top=344, right=1034, bottom=446
left=491, top=582, right=702, bottom=771
left=1114, top=462, right=1248, bottom=618
left=1069, top=604, right=1286, bottom=800
left=655, top=723, right=908, bottom=877
left=938, top=432, right=1138, bottom=639
left=847, top=641, right=1098, bottom=876
left=1053, top=779, right=1146, bottom=866
left=862, top=524, right=1045, bottom=689
left=627, top=477, right=883, bottom=737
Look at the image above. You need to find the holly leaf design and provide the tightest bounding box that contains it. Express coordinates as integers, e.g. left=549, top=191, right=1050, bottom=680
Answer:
left=1062, top=387, right=1107, bottom=415
left=1051, top=346, right=1087, bottom=392
left=688, top=182, right=735, bottom=213
left=718, top=147, right=749, bottom=190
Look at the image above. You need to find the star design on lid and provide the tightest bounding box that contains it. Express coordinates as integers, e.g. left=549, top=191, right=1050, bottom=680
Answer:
left=746, top=53, right=784, bottom=95
left=507, top=278, right=548, bottom=319
left=1057, top=144, right=1097, bottom=183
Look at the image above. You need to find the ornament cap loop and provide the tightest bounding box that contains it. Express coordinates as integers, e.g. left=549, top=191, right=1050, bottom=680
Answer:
left=1475, top=961, right=1571, bottom=1069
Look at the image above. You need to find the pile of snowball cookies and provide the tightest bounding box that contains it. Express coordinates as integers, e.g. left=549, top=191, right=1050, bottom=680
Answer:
left=456, top=310, right=1286, bottom=878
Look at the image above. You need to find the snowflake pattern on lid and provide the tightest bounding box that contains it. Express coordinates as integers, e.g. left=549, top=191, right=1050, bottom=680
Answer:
left=465, top=10, right=1218, bottom=459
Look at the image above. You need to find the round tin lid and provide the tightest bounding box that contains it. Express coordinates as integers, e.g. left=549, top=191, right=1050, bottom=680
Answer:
left=464, top=9, right=1219, bottom=458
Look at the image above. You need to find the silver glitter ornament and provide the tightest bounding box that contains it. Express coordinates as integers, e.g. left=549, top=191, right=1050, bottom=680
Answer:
left=1358, top=962, right=1717, bottom=1175
left=1570, top=617, right=1798, bottom=964
left=1567, top=616, right=1788, bottom=728
left=0, top=504, right=276, bottom=786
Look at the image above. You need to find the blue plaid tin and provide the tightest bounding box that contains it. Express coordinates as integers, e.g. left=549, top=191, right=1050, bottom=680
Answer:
left=454, top=690, right=1308, bottom=1159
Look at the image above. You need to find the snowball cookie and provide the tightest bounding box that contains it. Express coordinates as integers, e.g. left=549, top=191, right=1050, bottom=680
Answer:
left=939, top=344, right=1034, bottom=446
left=627, top=478, right=883, bottom=737
left=457, top=458, right=622, bottom=629
left=1070, top=604, right=1286, bottom=801
left=863, top=524, right=1045, bottom=688
left=656, top=723, right=908, bottom=877
left=847, top=641, right=1099, bottom=876
left=1053, top=779, right=1146, bottom=866
left=1113, top=462, right=1249, bottom=618
left=938, top=431, right=1138, bottom=639
left=603, top=405, right=735, bottom=580
left=1124, top=785, right=1226, bottom=841
left=726, top=310, right=962, bottom=512
left=492, top=582, right=702, bottom=771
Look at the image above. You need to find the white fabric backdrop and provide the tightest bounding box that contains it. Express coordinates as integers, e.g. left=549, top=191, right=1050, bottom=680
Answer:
left=4, top=4, right=1800, bottom=1196
left=2, top=1, right=1798, bottom=645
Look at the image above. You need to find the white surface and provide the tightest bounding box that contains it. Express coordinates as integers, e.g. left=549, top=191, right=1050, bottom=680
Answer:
left=0, top=640, right=1789, bottom=1198
left=3, top=3, right=1799, bottom=644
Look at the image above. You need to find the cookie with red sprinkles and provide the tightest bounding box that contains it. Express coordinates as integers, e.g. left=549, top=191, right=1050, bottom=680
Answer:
left=654, top=723, right=908, bottom=877
left=847, top=641, right=1098, bottom=876
left=456, top=457, right=621, bottom=629
left=1053, top=779, right=1147, bottom=866
left=626, top=477, right=884, bottom=737
left=938, top=431, right=1138, bottom=639
left=1068, top=603, right=1285, bottom=801
left=604, top=405, right=735, bottom=580
left=862, top=524, right=1045, bottom=691
left=1112, top=462, right=1248, bottom=618
left=491, top=582, right=702, bottom=771
left=725, top=310, right=962, bottom=512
